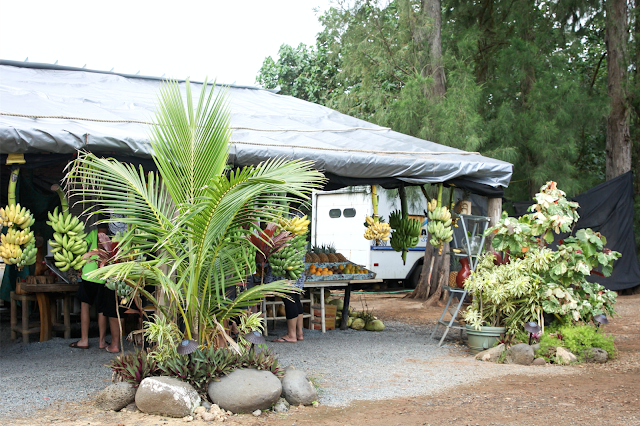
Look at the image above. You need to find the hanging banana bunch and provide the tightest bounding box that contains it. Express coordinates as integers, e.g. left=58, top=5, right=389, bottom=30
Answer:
left=426, top=198, right=453, bottom=254
left=363, top=214, right=391, bottom=242
left=0, top=204, right=37, bottom=269
left=270, top=234, right=307, bottom=280
left=47, top=206, right=88, bottom=272
left=388, top=210, right=421, bottom=265
left=279, top=215, right=311, bottom=236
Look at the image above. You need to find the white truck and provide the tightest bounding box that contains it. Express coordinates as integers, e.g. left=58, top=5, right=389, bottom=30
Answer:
left=311, top=186, right=428, bottom=287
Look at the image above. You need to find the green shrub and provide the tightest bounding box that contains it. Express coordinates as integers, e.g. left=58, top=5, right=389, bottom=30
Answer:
left=559, top=325, right=616, bottom=361
left=534, top=325, right=615, bottom=363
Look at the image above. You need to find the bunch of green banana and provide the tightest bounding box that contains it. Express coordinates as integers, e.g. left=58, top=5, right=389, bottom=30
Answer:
left=279, top=215, right=311, bottom=236
left=363, top=215, right=391, bottom=241
left=388, top=210, right=422, bottom=264
left=106, top=277, right=133, bottom=299
left=47, top=207, right=88, bottom=272
left=269, top=235, right=306, bottom=280
left=0, top=203, right=35, bottom=229
left=426, top=205, right=453, bottom=251
left=15, top=240, right=37, bottom=269
left=0, top=204, right=36, bottom=269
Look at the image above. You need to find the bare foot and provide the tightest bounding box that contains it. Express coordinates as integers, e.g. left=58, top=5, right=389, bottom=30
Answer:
left=99, top=339, right=110, bottom=349
left=272, top=336, right=297, bottom=343
left=105, top=345, right=120, bottom=353
left=297, top=335, right=304, bottom=341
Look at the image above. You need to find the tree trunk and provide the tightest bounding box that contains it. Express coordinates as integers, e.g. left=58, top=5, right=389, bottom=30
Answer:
left=484, top=197, right=502, bottom=251
left=605, top=0, right=632, bottom=180
left=407, top=235, right=434, bottom=299
left=424, top=242, right=450, bottom=306
left=422, top=0, right=446, bottom=98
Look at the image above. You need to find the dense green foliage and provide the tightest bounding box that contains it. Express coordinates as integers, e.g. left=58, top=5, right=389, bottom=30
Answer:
left=257, top=0, right=640, bottom=261
left=536, top=324, right=616, bottom=362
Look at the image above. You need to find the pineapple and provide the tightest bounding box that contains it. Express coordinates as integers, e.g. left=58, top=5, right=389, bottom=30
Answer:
left=327, top=253, right=339, bottom=262
left=448, top=271, right=458, bottom=287
left=305, top=253, right=314, bottom=263
left=335, top=253, right=347, bottom=262
left=318, top=253, right=329, bottom=263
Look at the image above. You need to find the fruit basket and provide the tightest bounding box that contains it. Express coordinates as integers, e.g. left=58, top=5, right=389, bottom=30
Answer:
left=304, top=261, right=375, bottom=281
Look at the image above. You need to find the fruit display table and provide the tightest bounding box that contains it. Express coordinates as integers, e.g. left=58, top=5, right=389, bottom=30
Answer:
left=304, top=279, right=382, bottom=332
left=11, top=282, right=78, bottom=342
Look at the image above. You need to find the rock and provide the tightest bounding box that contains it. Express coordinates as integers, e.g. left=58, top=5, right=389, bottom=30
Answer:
left=281, top=369, right=318, bottom=406
left=584, top=347, right=608, bottom=363
left=208, top=368, right=282, bottom=413
left=182, top=416, right=193, bottom=422
left=201, top=412, right=215, bottom=422
left=122, top=402, right=140, bottom=413
left=136, top=377, right=201, bottom=418
left=201, top=401, right=212, bottom=410
left=253, top=409, right=262, bottom=417
left=474, top=343, right=505, bottom=362
left=273, top=398, right=290, bottom=413
left=532, top=357, right=546, bottom=366
left=194, top=406, right=207, bottom=416
left=556, top=347, right=578, bottom=364
left=505, top=343, right=534, bottom=365
left=94, top=382, right=136, bottom=411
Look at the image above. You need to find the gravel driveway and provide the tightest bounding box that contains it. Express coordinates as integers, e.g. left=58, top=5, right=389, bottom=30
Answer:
left=0, top=316, right=566, bottom=419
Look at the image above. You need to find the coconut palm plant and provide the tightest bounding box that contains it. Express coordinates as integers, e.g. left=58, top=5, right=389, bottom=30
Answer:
left=67, top=79, right=324, bottom=345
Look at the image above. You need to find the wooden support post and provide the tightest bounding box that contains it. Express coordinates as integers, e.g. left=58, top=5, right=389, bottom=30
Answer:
left=485, top=197, right=502, bottom=251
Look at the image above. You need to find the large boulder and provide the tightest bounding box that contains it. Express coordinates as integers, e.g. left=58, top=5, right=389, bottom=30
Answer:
left=135, top=377, right=200, bottom=418
left=505, top=343, right=534, bottom=365
left=584, top=347, right=608, bottom=364
left=208, top=368, right=282, bottom=413
left=281, top=368, right=318, bottom=406
left=474, top=343, right=505, bottom=362
left=556, top=347, right=578, bottom=365
left=94, top=382, right=136, bottom=411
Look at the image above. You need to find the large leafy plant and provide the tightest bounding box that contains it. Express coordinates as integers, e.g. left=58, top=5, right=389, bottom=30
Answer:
left=464, top=182, right=620, bottom=334
left=68, top=79, right=324, bottom=344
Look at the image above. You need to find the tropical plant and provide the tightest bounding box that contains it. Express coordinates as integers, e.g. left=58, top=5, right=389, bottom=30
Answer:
left=106, top=348, right=159, bottom=386
left=67, top=79, right=325, bottom=345
left=235, top=312, right=265, bottom=352
left=464, top=182, right=620, bottom=334
left=144, top=314, right=183, bottom=363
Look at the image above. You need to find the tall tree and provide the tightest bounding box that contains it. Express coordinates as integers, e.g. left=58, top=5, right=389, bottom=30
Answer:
left=605, top=0, right=632, bottom=180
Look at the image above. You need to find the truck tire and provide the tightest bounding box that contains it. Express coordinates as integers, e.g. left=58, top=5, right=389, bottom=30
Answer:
left=406, top=260, right=424, bottom=289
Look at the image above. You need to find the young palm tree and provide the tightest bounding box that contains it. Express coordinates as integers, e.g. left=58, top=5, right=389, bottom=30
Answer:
left=67, top=79, right=324, bottom=344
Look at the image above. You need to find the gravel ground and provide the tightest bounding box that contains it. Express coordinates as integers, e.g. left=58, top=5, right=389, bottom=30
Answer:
left=0, top=315, right=569, bottom=419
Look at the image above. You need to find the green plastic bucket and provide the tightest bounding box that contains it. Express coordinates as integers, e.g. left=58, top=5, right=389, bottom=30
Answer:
left=466, top=325, right=506, bottom=354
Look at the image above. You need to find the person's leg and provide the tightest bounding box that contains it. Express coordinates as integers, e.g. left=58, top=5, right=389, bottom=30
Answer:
left=274, top=294, right=301, bottom=342
left=98, top=312, right=108, bottom=349
left=74, top=301, right=91, bottom=347
left=296, top=314, right=304, bottom=341
left=105, top=316, right=123, bottom=353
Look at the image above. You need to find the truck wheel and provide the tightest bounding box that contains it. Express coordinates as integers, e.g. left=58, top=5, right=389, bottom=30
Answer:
left=407, top=264, right=423, bottom=289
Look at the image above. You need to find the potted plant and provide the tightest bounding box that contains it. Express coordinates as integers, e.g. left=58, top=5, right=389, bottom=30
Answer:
left=463, top=182, right=620, bottom=354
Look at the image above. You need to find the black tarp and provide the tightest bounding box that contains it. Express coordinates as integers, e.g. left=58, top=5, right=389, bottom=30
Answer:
left=509, top=172, right=640, bottom=291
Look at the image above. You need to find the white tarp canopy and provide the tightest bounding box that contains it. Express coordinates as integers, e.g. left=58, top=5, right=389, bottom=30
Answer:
left=0, top=60, right=512, bottom=194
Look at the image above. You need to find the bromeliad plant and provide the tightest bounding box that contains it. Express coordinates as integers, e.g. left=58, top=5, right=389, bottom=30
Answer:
left=464, top=182, right=620, bottom=334
left=68, top=79, right=325, bottom=346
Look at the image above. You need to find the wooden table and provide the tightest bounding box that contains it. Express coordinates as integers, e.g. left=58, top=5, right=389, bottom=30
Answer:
left=304, top=279, right=382, bottom=332
left=20, top=282, right=78, bottom=342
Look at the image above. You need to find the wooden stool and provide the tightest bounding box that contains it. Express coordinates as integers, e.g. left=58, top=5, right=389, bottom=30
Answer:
left=10, top=291, right=40, bottom=343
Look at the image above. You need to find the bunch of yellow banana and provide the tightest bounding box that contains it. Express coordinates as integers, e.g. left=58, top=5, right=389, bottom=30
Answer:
left=279, top=215, right=311, bottom=236
left=46, top=207, right=88, bottom=271
left=364, top=215, right=391, bottom=241
left=1, top=227, right=34, bottom=246
left=427, top=199, right=438, bottom=213
left=0, top=204, right=36, bottom=269
left=426, top=205, right=453, bottom=251
left=0, top=203, right=35, bottom=229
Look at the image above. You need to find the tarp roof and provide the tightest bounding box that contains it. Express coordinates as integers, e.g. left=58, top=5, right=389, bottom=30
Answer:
left=0, top=60, right=512, bottom=195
